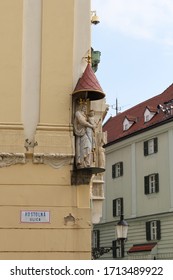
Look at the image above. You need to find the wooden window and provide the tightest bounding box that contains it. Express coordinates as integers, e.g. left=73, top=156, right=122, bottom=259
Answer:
left=92, top=230, right=100, bottom=249
left=146, top=220, right=161, bottom=241
left=112, top=162, right=123, bottom=178
left=112, top=240, right=124, bottom=258
left=144, top=173, right=159, bottom=194
left=113, top=198, right=123, bottom=217
left=144, top=138, right=158, bottom=156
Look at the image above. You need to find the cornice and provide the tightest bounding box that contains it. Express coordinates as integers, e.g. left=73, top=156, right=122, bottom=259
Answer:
left=36, top=123, right=73, bottom=132
left=0, top=123, right=23, bottom=130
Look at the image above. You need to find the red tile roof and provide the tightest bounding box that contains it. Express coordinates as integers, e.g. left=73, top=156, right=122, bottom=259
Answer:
left=103, top=83, right=173, bottom=145
left=125, top=115, right=137, bottom=122
left=146, top=105, right=157, bottom=113
left=73, top=63, right=105, bottom=100
left=128, top=242, right=157, bottom=253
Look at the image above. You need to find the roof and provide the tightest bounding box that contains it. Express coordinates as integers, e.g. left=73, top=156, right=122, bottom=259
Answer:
left=128, top=242, right=157, bottom=253
left=72, top=63, right=105, bottom=100
left=125, top=115, right=137, bottom=122
left=103, top=83, right=173, bottom=145
left=146, top=105, right=157, bottom=113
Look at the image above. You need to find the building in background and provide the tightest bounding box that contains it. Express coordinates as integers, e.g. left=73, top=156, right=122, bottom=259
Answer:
left=0, top=0, right=106, bottom=260
left=94, top=83, right=173, bottom=260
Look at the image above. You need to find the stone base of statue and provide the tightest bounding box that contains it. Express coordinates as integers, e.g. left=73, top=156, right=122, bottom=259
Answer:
left=71, top=166, right=105, bottom=185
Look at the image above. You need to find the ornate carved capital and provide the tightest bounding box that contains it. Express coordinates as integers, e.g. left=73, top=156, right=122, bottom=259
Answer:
left=0, top=153, right=26, bottom=168
left=33, top=153, right=74, bottom=169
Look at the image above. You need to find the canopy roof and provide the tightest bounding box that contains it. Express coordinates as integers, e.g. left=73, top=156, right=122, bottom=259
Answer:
left=73, top=63, right=105, bottom=100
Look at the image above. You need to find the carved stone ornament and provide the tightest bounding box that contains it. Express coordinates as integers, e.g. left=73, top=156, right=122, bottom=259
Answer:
left=33, top=153, right=74, bottom=169
left=0, top=153, right=26, bottom=168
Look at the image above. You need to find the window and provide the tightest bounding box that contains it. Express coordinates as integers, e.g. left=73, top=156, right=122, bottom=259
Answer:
left=123, top=117, right=135, bottom=131
left=146, top=220, right=161, bottom=241
left=92, top=230, right=100, bottom=249
left=113, top=198, right=123, bottom=217
left=112, top=162, right=123, bottom=178
left=144, top=138, right=158, bottom=156
left=112, top=240, right=124, bottom=258
left=144, top=108, right=156, bottom=123
left=145, top=115, right=150, bottom=122
left=123, top=118, right=130, bottom=131
left=144, top=173, right=159, bottom=194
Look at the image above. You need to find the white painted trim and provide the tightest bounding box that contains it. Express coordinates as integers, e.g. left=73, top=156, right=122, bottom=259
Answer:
left=168, top=129, right=173, bottom=211
left=22, top=0, right=42, bottom=141
left=131, top=143, right=137, bottom=217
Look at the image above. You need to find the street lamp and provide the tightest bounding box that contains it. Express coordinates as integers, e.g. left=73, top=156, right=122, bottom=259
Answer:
left=92, top=215, right=128, bottom=259
left=116, top=215, right=128, bottom=240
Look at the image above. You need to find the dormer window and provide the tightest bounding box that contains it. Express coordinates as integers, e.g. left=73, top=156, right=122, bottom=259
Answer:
left=123, top=116, right=136, bottom=131
left=144, top=107, right=157, bottom=123
left=124, top=123, right=129, bottom=130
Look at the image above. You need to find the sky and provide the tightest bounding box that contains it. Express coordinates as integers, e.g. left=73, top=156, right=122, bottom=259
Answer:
left=91, top=0, right=173, bottom=120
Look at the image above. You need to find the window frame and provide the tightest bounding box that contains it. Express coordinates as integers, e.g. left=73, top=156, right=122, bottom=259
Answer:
left=150, top=221, right=157, bottom=240
left=123, top=117, right=134, bottom=131
left=113, top=197, right=123, bottom=217
left=112, top=162, right=123, bottom=179
left=112, top=239, right=124, bottom=258
left=144, top=138, right=158, bottom=156
left=144, top=173, right=159, bottom=194
left=144, top=108, right=156, bottom=123
left=92, top=230, right=100, bottom=249
left=146, top=220, right=161, bottom=241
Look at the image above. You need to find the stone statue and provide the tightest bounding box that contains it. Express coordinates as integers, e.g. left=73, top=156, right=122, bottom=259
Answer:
left=73, top=102, right=96, bottom=168
left=97, top=132, right=107, bottom=169
left=86, top=110, right=97, bottom=166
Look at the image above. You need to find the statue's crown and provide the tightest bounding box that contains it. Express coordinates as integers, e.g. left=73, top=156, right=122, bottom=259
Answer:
left=78, top=98, right=87, bottom=105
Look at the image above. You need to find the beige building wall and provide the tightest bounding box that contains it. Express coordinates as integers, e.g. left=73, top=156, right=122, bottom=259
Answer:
left=0, top=0, right=22, bottom=123
left=0, top=0, right=93, bottom=260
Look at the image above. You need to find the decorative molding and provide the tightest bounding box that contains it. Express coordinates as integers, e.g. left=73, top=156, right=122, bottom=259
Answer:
left=0, top=122, right=23, bottom=129
left=37, top=124, right=74, bottom=131
left=33, top=153, right=74, bottom=169
left=0, top=152, right=74, bottom=169
left=24, top=139, right=38, bottom=151
left=0, top=153, right=26, bottom=168
left=64, top=213, right=76, bottom=225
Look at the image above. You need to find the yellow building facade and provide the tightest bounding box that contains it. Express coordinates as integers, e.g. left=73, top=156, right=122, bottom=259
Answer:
left=0, top=0, right=106, bottom=260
